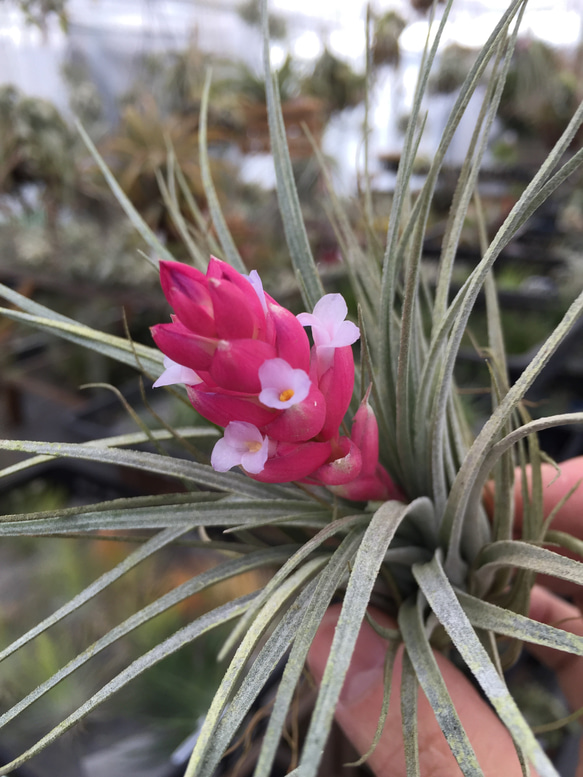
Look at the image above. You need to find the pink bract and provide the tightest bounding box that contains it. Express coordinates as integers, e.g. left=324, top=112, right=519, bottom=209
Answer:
left=152, top=258, right=400, bottom=501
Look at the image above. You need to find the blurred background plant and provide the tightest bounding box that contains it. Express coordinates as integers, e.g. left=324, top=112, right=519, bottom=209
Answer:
left=1, top=1, right=583, bottom=775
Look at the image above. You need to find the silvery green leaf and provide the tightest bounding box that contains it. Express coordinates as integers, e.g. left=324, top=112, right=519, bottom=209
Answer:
left=401, top=650, right=420, bottom=777
left=399, top=595, right=483, bottom=776
left=458, top=591, right=583, bottom=655
left=219, top=513, right=367, bottom=659
left=0, top=437, right=299, bottom=500
left=75, top=119, right=174, bottom=266
left=183, top=557, right=327, bottom=775
left=0, top=496, right=327, bottom=535
left=191, top=574, right=324, bottom=777
left=0, top=547, right=291, bottom=729
left=0, top=306, right=163, bottom=375
left=0, top=525, right=191, bottom=662
left=199, top=70, right=247, bottom=273
left=252, top=529, right=364, bottom=776
left=477, top=540, right=583, bottom=586
left=413, top=554, right=559, bottom=777
left=0, top=594, right=255, bottom=776
left=259, top=0, right=324, bottom=310
left=296, top=498, right=431, bottom=776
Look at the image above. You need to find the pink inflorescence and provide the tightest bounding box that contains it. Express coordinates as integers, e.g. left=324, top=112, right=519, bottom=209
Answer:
left=151, top=257, right=400, bottom=501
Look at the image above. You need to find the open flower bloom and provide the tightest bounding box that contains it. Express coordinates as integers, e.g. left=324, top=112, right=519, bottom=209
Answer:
left=211, top=422, right=269, bottom=474
left=297, top=294, right=360, bottom=375
left=152, top=258, right=399, bottom=501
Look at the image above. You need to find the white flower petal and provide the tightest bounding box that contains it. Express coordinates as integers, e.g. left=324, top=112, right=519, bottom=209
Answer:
left=312, top=294, right=347, bottom=333
left=297, top=294, right=359, bottom=350
left=331, top=320, right=360, bottom=347
left=153, top=357, right=200, bottom=387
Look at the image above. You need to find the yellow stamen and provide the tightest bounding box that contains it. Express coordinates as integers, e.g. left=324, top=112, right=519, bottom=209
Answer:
left=279, top=388, right=295, bottom=402
left=247, top=441, right=263, bottom=453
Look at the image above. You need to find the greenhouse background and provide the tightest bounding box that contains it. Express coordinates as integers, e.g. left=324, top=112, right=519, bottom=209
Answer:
left=1, top=0, right=583, bottom=775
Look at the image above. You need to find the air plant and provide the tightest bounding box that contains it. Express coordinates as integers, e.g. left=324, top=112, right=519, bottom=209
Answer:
left=1, top=1, right=583, bottom=776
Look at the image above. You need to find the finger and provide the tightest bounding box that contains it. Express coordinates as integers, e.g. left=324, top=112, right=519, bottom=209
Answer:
left=513, top=456, right=583, bottom=538
left=492, top=457, right=583, bottom=602
left=527, top=586, right=583, bottom=712
left=307, top=605, right=524, bottom=777
left=527, top=586, right=583, bottom=777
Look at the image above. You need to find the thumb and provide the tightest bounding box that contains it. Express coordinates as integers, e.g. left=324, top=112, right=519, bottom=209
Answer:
left=307, top=605, right=525, bottom=777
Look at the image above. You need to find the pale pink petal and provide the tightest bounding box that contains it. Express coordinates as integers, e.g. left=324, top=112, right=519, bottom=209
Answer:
left=297, top=293, right=359, bottom=349
left=312, top=294, right=347, bottom=333
left=211, top=436, right=247, bottom=472
left=331, top=320, right=360, bottom=347
left=240, top=437, right=269, bottom=473
left=211, top=421, right=269, bottom=474
left=153, top=356, right=201, bottom=388
left=258, top=358, right=311, bottom=409
left=247, top=270, right=268, bottom=313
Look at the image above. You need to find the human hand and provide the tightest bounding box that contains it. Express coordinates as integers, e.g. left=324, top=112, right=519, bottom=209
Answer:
left=307, top=457, right=583, bottom=777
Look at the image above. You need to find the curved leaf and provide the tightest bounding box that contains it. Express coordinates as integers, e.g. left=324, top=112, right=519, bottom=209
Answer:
left=296, top=498, right=431, bottom=776
left=458, top=591, right=583, bottom=656
left=0, top=594, right=255, bottom=776
left=413, top=554, right=559, bottom=777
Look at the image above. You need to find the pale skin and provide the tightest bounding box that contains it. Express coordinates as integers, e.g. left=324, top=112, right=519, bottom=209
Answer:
left=307, top=456, right=583, bottom=777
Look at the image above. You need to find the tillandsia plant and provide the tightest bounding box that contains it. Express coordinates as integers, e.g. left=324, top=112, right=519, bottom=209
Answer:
left=2, top=1, right=583, bottom=775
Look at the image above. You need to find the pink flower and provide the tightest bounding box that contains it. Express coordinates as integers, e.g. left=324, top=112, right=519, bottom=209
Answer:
left=151, top=258, right=310, bottom=394
left=297, top=294, right=360, bottom=374
left=330, top=392, right=404, bottom=502
left=258, top=358, right=311, bottom=409
left=211, top=422, right=270, bottom=474
left=151, top=258, right=400, bottom=502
